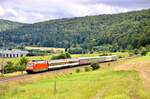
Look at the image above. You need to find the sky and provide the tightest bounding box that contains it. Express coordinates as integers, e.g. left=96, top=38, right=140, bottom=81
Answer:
left=0, top=0, right=150, bottom=23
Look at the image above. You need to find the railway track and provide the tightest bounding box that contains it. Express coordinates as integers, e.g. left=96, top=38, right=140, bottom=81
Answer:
left=0, top=74, right=28, bottom=82
left=0, top=64, right=90, bottom=82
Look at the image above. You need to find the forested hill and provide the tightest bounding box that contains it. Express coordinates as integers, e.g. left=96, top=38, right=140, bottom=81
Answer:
left=0, top=19, right=25, bottom=32
left=0, top=9, right=150, bottom=51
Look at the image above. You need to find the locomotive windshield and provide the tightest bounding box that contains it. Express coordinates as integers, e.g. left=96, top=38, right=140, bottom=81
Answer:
left=27, top=63, right=34, bottom=66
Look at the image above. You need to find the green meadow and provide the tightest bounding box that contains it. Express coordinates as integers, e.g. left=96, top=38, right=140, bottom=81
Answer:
left=1, top=69, right=150, bottom=99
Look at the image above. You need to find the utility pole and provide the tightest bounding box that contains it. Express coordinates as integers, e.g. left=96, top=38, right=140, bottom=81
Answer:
left=53, top=79, right=57, bottom=99
left=1, top=32, right=5, bottom=75
left=1, top=52, right=4, bottom=75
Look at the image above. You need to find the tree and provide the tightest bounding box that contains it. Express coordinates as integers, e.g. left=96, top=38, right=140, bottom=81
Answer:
left=68, top=47, right=83, bottom=54
left=18, top=57, right=28, bottom=66
left=4, top=62, right=15, bottom=74
left=17, top=57, right=28, bottom=74
left=51, top=52, right=71, bottom=60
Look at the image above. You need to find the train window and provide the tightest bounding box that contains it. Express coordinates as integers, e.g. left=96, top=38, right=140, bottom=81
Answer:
left=51, top=62, right=66, bottom=66
left=27, top=63, right=34, bottom=66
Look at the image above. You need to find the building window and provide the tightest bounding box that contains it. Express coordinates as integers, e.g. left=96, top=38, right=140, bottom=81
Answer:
left=6, top=54, right=9, bottom=57
left=13, top=54, right=15, bottom=57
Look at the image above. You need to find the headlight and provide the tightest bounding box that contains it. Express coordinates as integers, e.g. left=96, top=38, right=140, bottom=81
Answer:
left=26, top=66, right=33, bottom=69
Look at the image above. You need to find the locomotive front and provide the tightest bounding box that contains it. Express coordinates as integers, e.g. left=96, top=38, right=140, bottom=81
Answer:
left=26, top=62, right=35, bottom=73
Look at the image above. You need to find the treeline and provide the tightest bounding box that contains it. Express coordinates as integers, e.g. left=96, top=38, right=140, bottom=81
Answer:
left=0, top=9, right=150, bottom=52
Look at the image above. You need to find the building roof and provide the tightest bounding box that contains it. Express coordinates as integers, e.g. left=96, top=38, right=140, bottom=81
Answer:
left=0, top=49, right=29, bottom=54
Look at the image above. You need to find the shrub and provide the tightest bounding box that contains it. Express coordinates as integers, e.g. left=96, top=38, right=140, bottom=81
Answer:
left=15, top=65, right=26, bottom=72
left=90, top=62, right=100, bottom=70
left=129, top=52, right=134, bottom=57
left=18, top=57, right=28, bottom=66
left=75, top=69, right=81, bottom=73
left=141, top=50, right=148, bottom=56
left=84, top=67, right=92, bottom=72
left=65, top=52, right=71, bottom=58
left=133, top=49, right=140, bottom=55
left=17, top=57, right=28, bottom=74
left=140, top=47, right=148, bottom=56
left=68, top=47, right=83, bottom=54
left=4, top=62, right=16, bottom=74
left=51, top=52, right=71, bottom=60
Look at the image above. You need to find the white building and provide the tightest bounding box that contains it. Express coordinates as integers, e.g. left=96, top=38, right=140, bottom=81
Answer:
left=0, top=50, right=29, bottom=58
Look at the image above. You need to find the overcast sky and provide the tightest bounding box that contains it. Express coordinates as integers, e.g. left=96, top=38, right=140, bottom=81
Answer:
left=0, top=0, right=150, bottom=23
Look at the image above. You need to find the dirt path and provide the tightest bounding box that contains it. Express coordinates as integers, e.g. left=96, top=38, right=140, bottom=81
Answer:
left=115, top=60, right=150, bottom=89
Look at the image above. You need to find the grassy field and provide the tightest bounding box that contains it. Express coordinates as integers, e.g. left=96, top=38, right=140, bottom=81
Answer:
left=1, top=53, right=150, bottom=99
left=1, top=68, right=149, bottom=99
left=25, top=46, right=65, bottom=51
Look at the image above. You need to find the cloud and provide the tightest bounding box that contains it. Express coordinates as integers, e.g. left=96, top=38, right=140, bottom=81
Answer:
left=0, top=6, right=6, bottom=16
left=0, top=0, right=149, bottom=23
left=81, top=0, right=150, bottom=8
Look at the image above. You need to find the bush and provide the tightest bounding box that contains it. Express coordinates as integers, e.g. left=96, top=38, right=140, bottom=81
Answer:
left=129, top=52, right=134, bottom=57
left=18, top=57, right=28, bottom=66
left=51, top=52, right=71, bottom=60
left=4, top=62, right=16, bottom=74
left=133, top=49, right=140, bottom=55
left=140, top=47, right=148, bottom=56
left=15, top=65, right=26, bottom=72
left=65, top=52, right=71, bottom=58
left=68, top=47, right=83, bottom=54
left=90, top=62, right=100, bottom=70
left=75, top=69, right=81, bottom=73
left=16, top=57, right=28, bottom=73
left=84, top=67, right=92, bottom=72
left=141, top=50, right=148, bottom=56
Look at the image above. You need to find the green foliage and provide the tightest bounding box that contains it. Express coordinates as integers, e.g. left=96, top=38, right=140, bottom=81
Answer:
left=18, top=57, right=28, bottom=66
left=51, top=52, right=71, bottom=60
left=90, top=62, right=100, bottom=70
left=15, top=65, right=26, bottom=72
left=133, top=49, right=140, bottom=55
left=0, top=20, right=24, bottom=32
left=145, top=45, right=150, bottom=51
left=3, top=57, right=28, bottom=74
left=140, top=47, right=149, bottom=56
left=27, top=50, right=49, bottom=56
left=0, top=9, right=150, bottom=51
left=84, top=67, right=92, bottom=72
left=17, top=57, right=28, bottom=72
left=68, top=47, right=83, bottom=54
left=75, top=69, right=81, bottom=73
left=65, top=52, right=71, bottom=58
left=4, top=61, right=15, bottom=74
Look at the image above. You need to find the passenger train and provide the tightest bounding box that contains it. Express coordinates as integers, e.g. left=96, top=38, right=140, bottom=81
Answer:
left=26, top=55, right=117, bottom=73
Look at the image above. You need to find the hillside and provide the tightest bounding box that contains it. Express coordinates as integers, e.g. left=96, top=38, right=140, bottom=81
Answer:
left=0, top=9, right=150, bottom=51
left=0, top=19, right=25, bottom=32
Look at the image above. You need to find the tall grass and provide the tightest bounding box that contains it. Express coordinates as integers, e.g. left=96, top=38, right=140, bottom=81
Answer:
left=1, top=69, right=150, bottom=99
